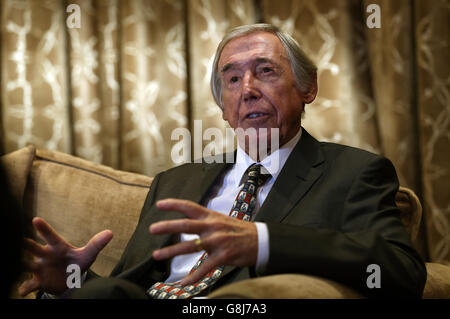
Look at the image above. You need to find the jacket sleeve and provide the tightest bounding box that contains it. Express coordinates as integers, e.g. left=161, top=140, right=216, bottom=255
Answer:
left=263, top=156, right=427, bottom=298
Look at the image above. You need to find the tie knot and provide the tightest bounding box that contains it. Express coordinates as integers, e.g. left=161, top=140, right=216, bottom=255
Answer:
left=245, top=163, right=271, bottom=186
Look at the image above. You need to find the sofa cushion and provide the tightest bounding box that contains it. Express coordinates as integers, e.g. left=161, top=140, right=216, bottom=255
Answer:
left=208, top=273, right=363, bottom=298
left=25, top=148, right=152, bottom=277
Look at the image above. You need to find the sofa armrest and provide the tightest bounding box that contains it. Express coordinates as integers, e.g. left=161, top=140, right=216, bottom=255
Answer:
left=423, top=262, right=450, bottom=298
left=207, top=274, right=363, bottom=299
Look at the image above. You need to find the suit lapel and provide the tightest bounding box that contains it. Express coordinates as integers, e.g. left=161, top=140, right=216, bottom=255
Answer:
left=155, top=156, right=233, bottom=242
left=151, top=155, right=233, bottom=228
left=254, top=129, right=325, bottom=223
left=199, top=159, right=233, bottom=204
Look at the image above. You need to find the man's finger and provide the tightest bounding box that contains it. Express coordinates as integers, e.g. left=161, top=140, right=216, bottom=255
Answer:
left=82, top=229, right=114, bottom=258
left=149, top=219, right=205, bottom=235
left=180, top=256, right=219, bottom=286
left=23, top=238, right=47, bottom=257
left=156, top=199, right=209, bottom=220
left=18, top=277, right=40, bottom=297
left=32, top=217, right=64, bottom=246
left=153, top=239, right=203, bottom=260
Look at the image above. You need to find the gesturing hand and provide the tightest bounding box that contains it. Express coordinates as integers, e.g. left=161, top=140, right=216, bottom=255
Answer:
left=149, top=199, right=258, bottom=286
left=19, top=217, right=113, bottom=296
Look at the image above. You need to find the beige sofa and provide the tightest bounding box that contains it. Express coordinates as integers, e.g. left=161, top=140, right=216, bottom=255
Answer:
left=3, top=145, right=450, bottom=298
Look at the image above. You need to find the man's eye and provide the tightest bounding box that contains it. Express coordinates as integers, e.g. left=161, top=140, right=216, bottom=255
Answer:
left=257, top=67, right=275, bottom=76
left=230, top=76, right=239, bottom=83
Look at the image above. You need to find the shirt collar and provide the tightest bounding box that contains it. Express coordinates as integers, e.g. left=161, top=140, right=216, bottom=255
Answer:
left=232, top=127, right=303, bottom=186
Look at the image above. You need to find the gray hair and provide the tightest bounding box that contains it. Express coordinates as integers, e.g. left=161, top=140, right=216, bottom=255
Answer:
left=210, top=23, right=317, bottom=109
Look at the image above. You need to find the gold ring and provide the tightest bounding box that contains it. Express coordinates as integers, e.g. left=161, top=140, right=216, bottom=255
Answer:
left=194, top=238, right=204, bottom=252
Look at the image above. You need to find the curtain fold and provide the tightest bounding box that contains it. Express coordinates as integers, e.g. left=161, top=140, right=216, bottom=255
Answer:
left=414, top=0, right=449, bottom=263
left=1, top=0, right=448, bottom=262
left=363, top=0, right=426, bottom=255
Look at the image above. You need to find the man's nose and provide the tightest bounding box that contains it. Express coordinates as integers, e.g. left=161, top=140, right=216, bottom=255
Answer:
left=242, top=71, right=261, bottom=102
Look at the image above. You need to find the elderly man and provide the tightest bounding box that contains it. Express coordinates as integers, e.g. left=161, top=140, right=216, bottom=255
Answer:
left=20, top=24, right=426, bottom=299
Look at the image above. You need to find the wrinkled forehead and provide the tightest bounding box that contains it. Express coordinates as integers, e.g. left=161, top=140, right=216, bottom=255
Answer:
left=218, top=32, right=289, bottom=70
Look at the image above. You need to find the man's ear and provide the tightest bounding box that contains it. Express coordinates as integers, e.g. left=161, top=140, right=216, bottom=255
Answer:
left=303, top=72, right=318, bottom=104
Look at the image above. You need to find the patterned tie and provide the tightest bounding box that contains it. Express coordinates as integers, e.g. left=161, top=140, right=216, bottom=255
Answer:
left=147, top=163, right=271, bottom=299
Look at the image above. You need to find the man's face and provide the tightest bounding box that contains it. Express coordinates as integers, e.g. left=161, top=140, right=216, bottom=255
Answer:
left=218, top=32, right=315, bottom=147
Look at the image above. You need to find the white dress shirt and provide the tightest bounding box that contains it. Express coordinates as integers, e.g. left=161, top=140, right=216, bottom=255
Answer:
left=165, top=127, right=303, bottom=283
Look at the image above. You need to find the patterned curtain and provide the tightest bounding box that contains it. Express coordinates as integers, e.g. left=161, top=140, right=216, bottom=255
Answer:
left=1, top=0, right=448, bottom=263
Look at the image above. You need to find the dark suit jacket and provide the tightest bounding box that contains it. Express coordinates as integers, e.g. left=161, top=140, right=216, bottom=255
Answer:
left=107, top=129, right=426, bottom=298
